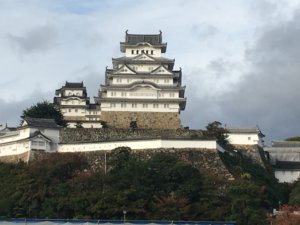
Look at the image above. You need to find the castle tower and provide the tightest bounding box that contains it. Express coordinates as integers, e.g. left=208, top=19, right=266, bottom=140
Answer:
left=54, top=82, right=101, bottom=128
left=97, top=31, right=186, bottom=129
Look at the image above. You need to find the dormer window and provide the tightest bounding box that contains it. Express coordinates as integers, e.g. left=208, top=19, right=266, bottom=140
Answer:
left=146, top=50, right=149, bottom=54
left=141, top=50, right=144, bottom=53
left=131, top=50, right=134, bottom=54
left=136, top=50, right=139, bottom=54
left=151, top=50, right=154, bottom=55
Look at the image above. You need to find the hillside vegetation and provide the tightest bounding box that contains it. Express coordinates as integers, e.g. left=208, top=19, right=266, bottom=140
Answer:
left=0, top=147, right=294, bottom=225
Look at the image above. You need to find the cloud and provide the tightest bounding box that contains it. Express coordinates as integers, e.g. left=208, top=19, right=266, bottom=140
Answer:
left=7, top=24, right=58, bottom=54
left=192, top=24, right=219, bottom=40
left=216, top=9, right=300, bottom=141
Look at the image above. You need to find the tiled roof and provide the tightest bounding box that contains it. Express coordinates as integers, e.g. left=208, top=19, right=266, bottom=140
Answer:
left=272, top=141, right=300, bottom=148
left=227, top=127, right=265, bottom=137
left=23, top=117, right=61, bottom=129
left=65, top=81, right=84, bottom=88
left=274, top=161, right=300, bottom=170
left=124, top=31, right=163, bottom=45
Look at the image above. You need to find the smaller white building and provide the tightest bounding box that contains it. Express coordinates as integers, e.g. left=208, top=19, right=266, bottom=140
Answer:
left=265, top=141, right=300, bottom=183
left=0, top=117, right=61, bottom=159
left=226, top=127, right=265, bottom=146
left=54, top=82, right=102, bottom=128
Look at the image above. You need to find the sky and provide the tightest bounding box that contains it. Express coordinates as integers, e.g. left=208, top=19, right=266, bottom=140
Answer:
left=0, top=0, right=299, bottom=144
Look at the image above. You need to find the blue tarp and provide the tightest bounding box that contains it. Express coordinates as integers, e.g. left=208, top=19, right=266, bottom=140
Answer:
left=0, top=219, right=235, bottom=225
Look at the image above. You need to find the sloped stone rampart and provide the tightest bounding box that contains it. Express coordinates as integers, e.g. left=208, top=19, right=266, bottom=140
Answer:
left=80, top=148, right=234, bottom=182
left=101, top=111, right=181, bottom=129
left=0, top=151, right=30, bottom=163
left=60, top=128, right=206, bottom=143
left=231, top=144, right=266, bottom=167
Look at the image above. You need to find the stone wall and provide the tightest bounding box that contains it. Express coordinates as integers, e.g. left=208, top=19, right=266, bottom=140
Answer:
left=0, top=151, right=30, bottom=163
left=231, top=144, right=266, bottom=167
left=60, top=128, right=206, bottom=143
left=101, top=111, right=181, bottom=129
left=79, top=148, right=234, bottom=182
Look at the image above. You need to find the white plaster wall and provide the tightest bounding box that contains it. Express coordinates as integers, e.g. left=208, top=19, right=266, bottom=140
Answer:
left=101, top=102, right=179, bottom=112
left=125, top=46, right=161, bottom=57
left=0, top=140, right=30, bottom=156
left=227, top=133, right=261, bottom=146
left=64, top=90, right=84, bottom=96
left=107, top=90, right=179, bottom=99
left=275, top=170, right=300, bottom=183
left=58, top=139, right=218, bottom=153
left=61, top=98, right=86, bottom=106
left=62, top=108, right=86, bottom=117
left=111, top=77, right=174, bottom=86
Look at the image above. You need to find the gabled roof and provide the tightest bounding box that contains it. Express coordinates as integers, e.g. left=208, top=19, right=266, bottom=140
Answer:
left=274, top=161, right=300, bottom=170
left=124, top=31, right=163, bottom=45
left=22, top=117, right=61, bottom=129
left=227, top=127, right=265, bottom=137
left=150, top=65, right=173, bottom=75
left=272, top=141, right=300, bottom=148
left=30, top=130, right=52, bottom=142
left=65, top=81, right=84, bottom=88
left=120, top=31, right=167, bottom=53
left=112, top=56, right=175, bottom=63
left=113, top=64, right=136, bottom=74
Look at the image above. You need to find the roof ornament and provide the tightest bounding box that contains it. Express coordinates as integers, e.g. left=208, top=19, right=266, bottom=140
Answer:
left=125, top=29, right=129, bottom=42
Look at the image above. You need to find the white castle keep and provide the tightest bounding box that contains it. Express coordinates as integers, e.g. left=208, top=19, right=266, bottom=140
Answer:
left=54, top=31, right=186, bottom=129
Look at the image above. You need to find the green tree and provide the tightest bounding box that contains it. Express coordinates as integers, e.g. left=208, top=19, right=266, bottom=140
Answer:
left=22, top=100, right=67, bottom=127
left=205, top=121, right=229, bottom=146
left=226, top=182, right=267, bottom=225
left=285, top=136, right=300, bottom=141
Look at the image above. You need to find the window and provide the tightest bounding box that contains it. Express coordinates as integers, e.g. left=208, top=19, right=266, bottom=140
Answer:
left=136, top=50, right=139, bottom=54
left=151, top=50, right=154, bottom=55
left=164, top=79, right=169, bottom=83
left=38, top=141, right=45, bottom=146
left=132, top=50, right=134, bottom=54
left=248, top=137, right=252, bottom=140
left=164, top=104, right=169, bottom=108
left=75, top=109, right=78, bottom=113
left=110, top=92, right=116, bottom=97
left=68, top=109, right=72, bottom=112
left=132, top=103, right=137, bottom=108
left=158, top=93, right=164, bottom=97
left=121, top=92, right=127, bottom=97
left=143, top=103, right=148, bottom=108
left=121, top=103, right=126, bottom=108
left=146, top=50, right=149, bottom=54
left=111, top=103, right=116, bottom=108
left=153, top=104, right=159, bottom=108
left=116, top=78, right=122, bottom=83
left=141, top=50, right=145, bottom=53
left=127, top=79, right=131, bottom=83
left=169, top=93, right=175, bottom=97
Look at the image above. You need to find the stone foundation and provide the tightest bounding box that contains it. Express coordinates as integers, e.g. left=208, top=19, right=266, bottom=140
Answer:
left=0, top=151, right=30, bottom=163
left=79, top=148, right=234, bottom=182
left=101, top=111, right=181, bottom=129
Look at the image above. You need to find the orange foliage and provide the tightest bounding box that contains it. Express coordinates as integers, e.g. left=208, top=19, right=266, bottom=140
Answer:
left=271, top=204, right=300, bottom=225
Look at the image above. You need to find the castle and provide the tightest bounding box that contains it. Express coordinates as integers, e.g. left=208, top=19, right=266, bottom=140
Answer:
left=54, top=31, right=186, bottom=129
left=0, top=31, right=275, bottom=182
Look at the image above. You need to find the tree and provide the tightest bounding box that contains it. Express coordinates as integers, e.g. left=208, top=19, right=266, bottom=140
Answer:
left=285, top=136, right=300, bottom=142
left=270, top=205, right=300, bottom=225
left=130, top=120, right=137, bottom=129
left=205, top=121, right=229, bottom=146
left=22, top=101, right=67, bottom=127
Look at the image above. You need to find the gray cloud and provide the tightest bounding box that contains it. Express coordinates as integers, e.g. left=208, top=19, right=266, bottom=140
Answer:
left=7, top=25, right=58, bottom=54
left=182, top=8, right=300, bottom=143
left=192, top=24, right=219, bottom=40
left=218, top=9, right=300, bottom=141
